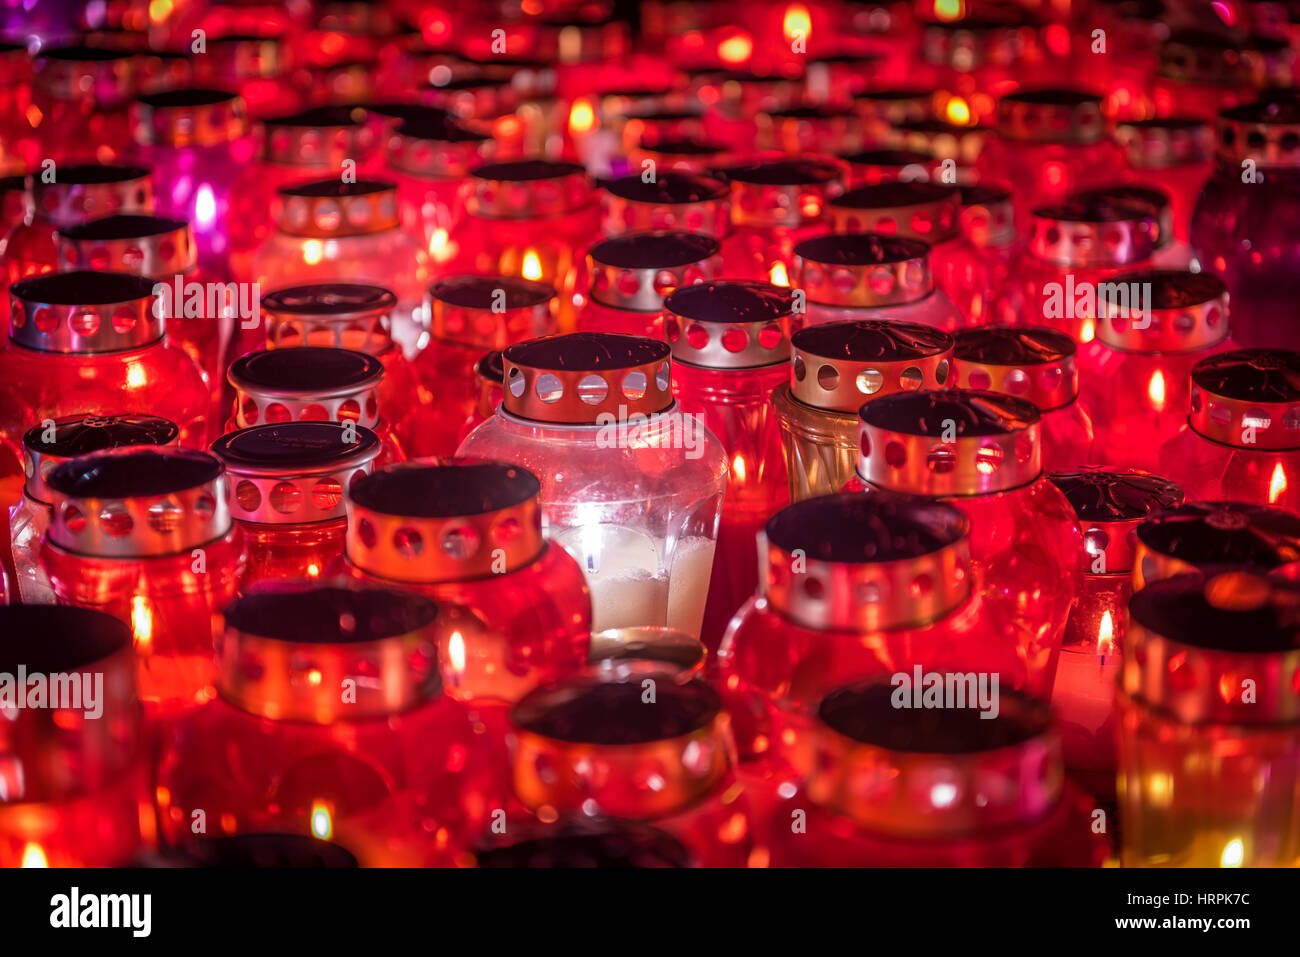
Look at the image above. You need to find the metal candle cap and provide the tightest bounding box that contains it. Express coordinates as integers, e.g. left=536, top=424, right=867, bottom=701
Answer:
left=790, top=319, right=954, bottom=412
left=1096, top=270, right=1230, bottom=353
left=631, top=137, right=733, bottom=174
left=809, top=682, right=1063, bottom=837
left=839, top=148, right=938, bottom=187
left=509, top=671, right=733, bottom=820
left=762, top=493, right=972, bottom=631
left=793, top=233, right=934, bottom=307
left=1048, top=467, right=1184, bottom=574
left=429, top=275, right=556, bottom=349
left=211, top=422, right=381, bottom=526
left=755, top=105, right=860, bottom=154
left=229, top=347, right=385, bottom=430
left=132, top=89, right=249, bottom=147
left=1028, top=195, right=1160, bottom=267
left=35, top=45, right=133, bottom=105
left=951, top=326, right=1079, bottom=412
left=30, top=164, right=153, bottom=229
left=345, top=459, right=545, bottom=583
left=387, top=117, right=493, bottom=178
left=262, top=282, right=398, bottom=354
left=662, top=280, right=794, bottom=369
left=57, top=214, right=196, bottom=278
left=474, top=349, right=505, bottom=419
left=1133, top=501, right=1300, bottom=590
left=587, top=231, right=720, bottom=312
left=261, top=106, right=377, bottom=167
left=828, top=181, right=961, bottom=243
left=719, top=158, right=842, bottom=228
left=216, top=585, right=458, bottom=722
left=9, top=271, right=163, bottom=354
left=1124, top=571, right=1300, bottom=725
left=1073, top=183, right=1174, bottom=251
left=996, top=88, right=1107, bottom=144
left=22, top=414, right=179, bottom=506
left=466, top=160, right=594, bottom=219
left=858, top=390, right=1043, bottom=497
left=889, top=120, right=990, bottom=168
left=199, top=34, right=289, bottom=83
left=957, top=184, right=1015, bottom=248
left=1187, top=349, right=1300, bottom=450
left=0, top=606, right=139, bottom=802
left=1158, top=28, right=1247, bottom=85
left=420, top=75, right=518, bottom=122
left=1216, top=97, right=1300, bottom=169
left=45, top=447, right=232, bottom=557
left=1115, top=116, right=1212, bottom=169
left=853, top=87, right=937, bottom=129
left=921, top=14, right=1028, bottom=70
left=601, top=171, right=730, bottom=237
left=276, top=179, right=400, bottom=236
left=501, top=332, right=672, bottom=423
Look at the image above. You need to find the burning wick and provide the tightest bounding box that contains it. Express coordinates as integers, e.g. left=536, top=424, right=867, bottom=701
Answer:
left=1269, top=462, right=1287, bottom=504
left=21, top=843, right=48, bottom=868
left=1096, top=611, right=1115, bottom=659
left=522, top=249, right=543, bottom=281
left=1147, top=369, right=1166, bottom=411
left=310, top=802, right=333, bottom=841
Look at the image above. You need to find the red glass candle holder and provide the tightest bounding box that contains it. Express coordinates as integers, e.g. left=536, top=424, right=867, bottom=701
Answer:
left=1152, top=29, right=1261, bottom=120
left=40, top=447, right=245, bottom=723
left=827, top=181, right=989, bottom=325
left=854, top=390, right=1082, bottom=698
left=954, top=183, right=1024, bottom=324
left=792, top=232, right=964, bottom=330
left=31, top=45, right=135, bottom=165
left=1014, top=194, right=1161, bottom=343
left=420, top=275, right=558, bottom=457
left=0, top=605, right=144, bottom=868
left=755, top=105, right=865, bottom=155
left=616, top=108, right=708, bottom=162
left=1190, top=97, right=1300, bottom=350
left=1046, top=467, right=1183, bottom=796
left=155, top=584, right=485, bottom=866
left=250, top=178, right=431, bottom=358
left=629, top=136, right=735, bottom=176
left=717, top=492, right=1026, bottom=765
left=853, top=87, right=939, bottom=145
left=195, top=33, right=303, bottom=120
left=1114, top=117, right=1214, bottom=250
left=1118, top=570, right=1300, bottom=867
left=226, top=346, right=407, bottom=464
left=914, top=13, right=1040, bottom=129
left=950, top=326, right=1094, bottom=473
left=1071, top=182, right=1193, bottom=270
left=717, top=157, right=843, bottom=284
left=576, top=231, right=721, bottom=337
left=1132, top=499, right=1300, bottom=591
left=662, top=280, right=793, bottom=652
left=459, top=349, right=504, bottom=445
left=506, top=669, right=755, bottom=866
left=838, top=148, right=939, bottom=188
left=0, top=272, right=209, bottom=471
left=600, top=170, right=731, bottom=239
left=886, top=119, right=990, bottom=182
left=773, top=318, right=954, bottom=502
left=979, top=88, right=1125, bottom=227
left=261, top=282, right=437, bottom=458
left=1158, top=349, right=1300, bottom=509
left=0, top=42, right=38, bottom=176
left=1082, top=270, right=1235, bottom=472
left=763, top=680, right=1106, bottom=866
left=9, top=413, right=178, bottom=605
left=688, top=69, right=801, bottom=154
left=458, top=333, right=728, bottom=638
left=210, top=421, right=381, bottom=588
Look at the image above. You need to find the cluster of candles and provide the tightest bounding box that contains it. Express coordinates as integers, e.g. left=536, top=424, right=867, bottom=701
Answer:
left=0, top=0, right=1298, bottom=869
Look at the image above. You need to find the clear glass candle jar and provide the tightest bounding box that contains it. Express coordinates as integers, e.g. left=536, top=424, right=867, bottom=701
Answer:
left=1118, top=570, right=1300, bottom=867
left=384, top=115, right=494, bottom=256
left=0, top=271, right=209, bottom=467
left=1014, top=194, right=1161, bottom=344
left=1082, top=270, right=1235, bottom=472
left=853, top=390, right=1082, bottom=698
left=773, top=318, right=954, bottom=502
left=211, top=421, right=381, bottom=588
left=1190, top=98, right=1300, bottom=350
left=155, top=585, right=485, bottom=866
left=40, top=447, right=245, bottom=724
left=600, top=170, right=731, bottom=239
left=717, top=157, right=843, bottom=284
left=1046, top=467, right=1184, bottom=797
left=576, top=231, right=721, bottom=338
left=718, top=493, right=1025, bottom=766
left=1114, top=117, right=1214, bottom=251
left=506, top=669, right=755, bottom=867
left=762, top=680, right=1107, bottom=866
left=0, top=606, right=144, bottom=868
left=826, top=181, right=989, bottom=325
left=420, top=275, right=558, bottom=458
left=979, top=89, right=1126, bottom=228
left=31, top=45, right=135, bottom=165
left=9, top=413, right=178, bottom=605
left=458, top=332, right=727, bottom=638
left=661, top=280, right=793, bottom=652
left=1158, top=349, right=1300, bottom=510
left=226, top=346, right=407, bottom=465
left=261, top=282, right=437, bottom=459
left=250, top=178, right=431, bottom=358
left=792, top=232, right=964, bottom=331
left=951, top=326, right=1095, bottom=473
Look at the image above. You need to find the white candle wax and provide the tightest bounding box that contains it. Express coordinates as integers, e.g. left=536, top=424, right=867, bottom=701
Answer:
left=666, top=536, right=717, bottom=639
left=555, top=523, right=669, bottom=634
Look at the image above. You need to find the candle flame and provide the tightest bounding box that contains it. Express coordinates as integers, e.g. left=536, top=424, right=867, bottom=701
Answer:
left=769, top=261, right=790, bottom=287
left=126, top=361, right=147, bottom=390
left=303, top=239, right=324, bottom=266
left=521, top=249, right=543, bottom=281
left=717, top=33, right=753, bottom=65
left=934, top=0, right=966, bottom=21
left=310, top=801, right=333, bottom=840
left=1097, top=611, right=1115, bottom=657
left=945, top=96, right=972, bottom=126
left=306, top=563, right=321, bottom=578
left=447, top=630, right=466, bottom=676
left=1220, top=837, right=1244, bottom=868
left=732, top=454, right=747, bottom=483
left=21, top=843, right=48, bottom=868
left=149, top=0, right=174, bottom=24
left=195, top=184, right=217, bottom=228
left=1147, top=369, right=1166, bottom=409
left=568, top=99, right=595, bottom=136
left=1079, top=317, right=1096, bottom=343
left=783, top=5, right=811, bottom=43
left=1269, top=462, right=1287, bottom=504
left=131, top=595, right=153, bottom=652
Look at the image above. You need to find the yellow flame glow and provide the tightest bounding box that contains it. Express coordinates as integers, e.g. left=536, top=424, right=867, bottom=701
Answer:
left=448, top=630, right=466, bottom=676
left=303, top=239, right=324, bottom=266
left=935, top=0, right=966, bottom=22
left=945, top=96, right=972, bottom=126
left=126, top=361, right=147, bottom=390
left=21, top=843, right=48, bottom=868
left=1097, top=611, right=1114, bottom=657
left=732, top=454, right=747, bottom=483
left=1220, top=837, right=1244, bottom=868
left=522, top=249, right=543, bottom=281
left=1147, top=369, right=1166, bottom=409
left=717, top=34, right=753, bottom=65
left=131, top=595, right=153, bottom=652
left=769, top=261, right=790, bottom=287
left=568, top=99, right=596, bottom=136
left=310, top=802, right=333, bottom=840
left=783, top=4, right=811, bottom=43
left=1269, top=462, right=1287, bottom=504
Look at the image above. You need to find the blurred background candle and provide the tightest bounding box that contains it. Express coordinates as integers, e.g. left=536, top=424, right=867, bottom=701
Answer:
left=1132, top=499, right=1300, bottom=591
